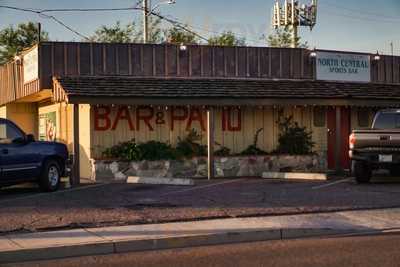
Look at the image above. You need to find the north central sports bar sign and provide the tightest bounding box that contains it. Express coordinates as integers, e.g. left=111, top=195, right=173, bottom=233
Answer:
left=316, top=51, right=371, bottom=82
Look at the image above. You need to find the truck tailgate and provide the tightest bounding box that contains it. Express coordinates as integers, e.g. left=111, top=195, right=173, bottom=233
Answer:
left=352, top=129, right=400, bottom=150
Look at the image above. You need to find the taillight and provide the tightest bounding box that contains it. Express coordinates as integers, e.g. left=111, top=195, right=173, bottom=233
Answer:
left=349, top=133, right=356, bottom=149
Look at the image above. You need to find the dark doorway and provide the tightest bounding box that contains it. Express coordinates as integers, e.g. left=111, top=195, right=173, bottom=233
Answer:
left=327, top=107, right=351, bottom=170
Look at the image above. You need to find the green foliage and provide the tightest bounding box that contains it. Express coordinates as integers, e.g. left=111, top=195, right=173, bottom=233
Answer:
left=90, top=18, right=164, bottom=43
left=175, top=129, right=207, bottom=158
left=137, top=141, right=177, bottom=160
left=0, top=22, right=49, bottom=64
left=102, top=130, right=207, bottom=161
left=90, top=21, right=141, bottom=43
left=102, top=139, right=176, bottom=161
left=165, top=26, right=199, bottom=44
left=208, top=31, right=246, bottom=46
left=147, top=18, right=164, bottom=43
left=239, top=128, right=268, bottom=156
left=275, top=116, right=314, bottom=155
left=266, top=26, right=308, bottom=48
left=214, top=142, right=231, bottom=156
left=102, top=139, right=142, bottom=161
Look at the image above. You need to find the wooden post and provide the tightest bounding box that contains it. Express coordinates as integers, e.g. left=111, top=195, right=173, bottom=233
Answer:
left=207, top=107, right=215, bottom=180
left=335, top=106, right=342, bottom=173
left=71, top=104, right=80, bottom=186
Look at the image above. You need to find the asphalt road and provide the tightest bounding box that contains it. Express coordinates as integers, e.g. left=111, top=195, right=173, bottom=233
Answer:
left=8, top=233, right=400, bottom=267
left=3, top=176, right=400, bottom=234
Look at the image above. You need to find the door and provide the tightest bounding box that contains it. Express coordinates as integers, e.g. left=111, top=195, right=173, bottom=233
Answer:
left=0, top=120, right=39, bottom=182
left=327, top=107, right=351, bottom=170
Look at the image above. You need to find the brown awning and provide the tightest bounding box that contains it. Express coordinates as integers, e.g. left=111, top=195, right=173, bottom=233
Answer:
left=53, top=76, right=400, bottom=107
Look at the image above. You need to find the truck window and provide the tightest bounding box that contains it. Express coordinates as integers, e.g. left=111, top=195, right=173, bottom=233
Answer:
left=0, top=121, right=24, bottom=144
left=373, top=113, right=400, bottom=129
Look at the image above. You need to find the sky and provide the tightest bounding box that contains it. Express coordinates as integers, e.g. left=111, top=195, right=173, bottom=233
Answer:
left=0, top=0, right=399, bottom=55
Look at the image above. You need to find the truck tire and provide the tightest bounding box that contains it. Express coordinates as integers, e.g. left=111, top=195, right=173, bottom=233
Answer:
left=39, top=160, right=61, bottom=192
left=352, top=161, right=371, bottom=183
left=390, top=166, right=400, bottom=177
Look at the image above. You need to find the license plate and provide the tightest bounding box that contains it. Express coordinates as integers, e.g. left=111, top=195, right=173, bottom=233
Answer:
left=379, top=155, right=392, bottom=162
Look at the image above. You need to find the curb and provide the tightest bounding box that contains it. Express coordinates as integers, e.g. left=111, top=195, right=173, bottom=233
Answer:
left=126, top=176, right=195, bottom=186
left=262, top=172, right=327, bottom=180
left=0, top=228, right=356, bottom=264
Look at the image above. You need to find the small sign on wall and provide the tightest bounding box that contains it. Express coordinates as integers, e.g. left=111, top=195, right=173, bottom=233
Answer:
left=23, top=47, right=39, bottom=84
left=39, top=112, right=57, bottom=141
left=316, top=51, right=371, bottom=82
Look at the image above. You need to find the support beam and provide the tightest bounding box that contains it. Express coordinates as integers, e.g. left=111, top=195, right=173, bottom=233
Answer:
left=71, top=104, right=80, bottom=186
left=207, top=107, right=215, bottom=180
left=335, top=106, right=342, bottom=173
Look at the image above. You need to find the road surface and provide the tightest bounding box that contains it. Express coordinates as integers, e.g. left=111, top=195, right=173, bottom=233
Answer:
left=9, top=233, right=400, bottom=267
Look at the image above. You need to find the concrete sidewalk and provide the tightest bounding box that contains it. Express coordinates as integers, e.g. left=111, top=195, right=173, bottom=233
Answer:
left=2, top=207, right=400, bottom=264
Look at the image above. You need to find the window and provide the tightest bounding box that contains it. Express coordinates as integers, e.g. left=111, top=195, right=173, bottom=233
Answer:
left=373, top=113, right=400, bottom=129
left=313, top=107, right=326, bottom=127
left=357, top=109, right=370, bottom=128
left=0, top=121, right=24, bottom=144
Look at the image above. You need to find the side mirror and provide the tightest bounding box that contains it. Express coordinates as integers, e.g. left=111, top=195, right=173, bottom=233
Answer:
left=26, top=134, right=35, bottom=143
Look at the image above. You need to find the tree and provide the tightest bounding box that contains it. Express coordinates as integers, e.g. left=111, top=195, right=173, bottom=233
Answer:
left=208, top=31, right=246, bottom=46
left=164, top=26, right=199, bottom=44
left=0, top=22, right=49, bottom=64
left=90, top=18, right=164, bottom=43
left=266, top=26, right=307, bottom=48
left=90, top=21, right=141, bottom=43
left=146, top=17, right=164, bottom=43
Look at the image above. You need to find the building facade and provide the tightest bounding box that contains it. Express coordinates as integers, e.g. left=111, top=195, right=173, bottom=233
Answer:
left=1, top=42, right=400, bottom=182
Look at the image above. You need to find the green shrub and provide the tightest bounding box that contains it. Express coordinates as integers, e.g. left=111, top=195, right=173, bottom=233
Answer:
left=137, top=141, right=177, bottom=161
left=275, top=116, right=314, bottom=155
left=239, top=128, right=268, bottom=156
left=102, top=139, right=142, bottom=161
left=214, top=142, right=231, bottom=157
left=175, top=129, right=207, bottom=158
left=102, top=130, right=208, bottom=161
left=102, top=139, right=176, bottom=161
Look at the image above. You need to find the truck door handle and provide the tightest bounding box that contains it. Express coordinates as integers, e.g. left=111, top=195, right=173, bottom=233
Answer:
left=2, top=149, right=8, bottom=154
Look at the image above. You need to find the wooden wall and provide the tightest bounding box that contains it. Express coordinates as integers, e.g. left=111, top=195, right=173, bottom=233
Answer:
left=0, top=60, right=40, bottom=105
left=1, top=42, right=400, bottom=106
left=39, top=42, right=314, bottom=89
left=39, top=42, right=400, bottom=90
left=89, top=105, right=328, bottom=159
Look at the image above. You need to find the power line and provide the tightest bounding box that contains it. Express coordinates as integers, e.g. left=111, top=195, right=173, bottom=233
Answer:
left=0, top=5, right=209, bottom=42
left=321, top=2, right=400, bottom=21
left=0, top=5, right=91, bottom=40
left=322, top=9, right=400, bottom=24
left=34, top=6, right=210, bottom=42
left=35, top=6, right=264, bottom=44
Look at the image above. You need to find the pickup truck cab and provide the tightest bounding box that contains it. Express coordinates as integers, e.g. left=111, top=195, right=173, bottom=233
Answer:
left=349, top=109, right=400, bottom=183
left=0, top=118, right=69, bottom=191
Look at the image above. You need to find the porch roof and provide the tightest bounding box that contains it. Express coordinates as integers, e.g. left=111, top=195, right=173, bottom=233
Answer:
left=53, top=76, right=400, bottom=107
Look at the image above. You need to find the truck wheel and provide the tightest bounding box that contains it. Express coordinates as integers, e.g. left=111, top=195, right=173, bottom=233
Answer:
left=390, top=166, right=400, bottom=177
left=39, top=160, right=61, bottom=192
left=353, top=161, right=371, bottom=183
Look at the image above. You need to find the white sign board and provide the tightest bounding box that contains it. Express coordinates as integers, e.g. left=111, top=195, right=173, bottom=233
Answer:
left=23, top=47, right=39, bottom=84
left=316, top=52, right=371, bottom=82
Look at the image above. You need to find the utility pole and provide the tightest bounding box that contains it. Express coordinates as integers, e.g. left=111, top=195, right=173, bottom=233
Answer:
left=391, top=41, right=394, bottom=82
left=391, top=42, right=394, bottom=56
left=37, top=22, right=41, bottom=43
left=143, top=0, right=149, bottom=43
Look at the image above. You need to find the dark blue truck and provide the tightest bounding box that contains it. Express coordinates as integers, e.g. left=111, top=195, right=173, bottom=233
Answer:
left=0, top=118, right=70, bottom=192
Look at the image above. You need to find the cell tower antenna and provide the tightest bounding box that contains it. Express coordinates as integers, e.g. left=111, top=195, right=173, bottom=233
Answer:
left=272, top=0, right=318, bottom=48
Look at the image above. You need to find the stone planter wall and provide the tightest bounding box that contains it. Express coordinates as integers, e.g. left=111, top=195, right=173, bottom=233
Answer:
left=91, top=153, right=327, bottom=182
